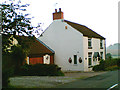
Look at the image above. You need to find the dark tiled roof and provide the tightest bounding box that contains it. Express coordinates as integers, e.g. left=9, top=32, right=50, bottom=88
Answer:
left=16, top=36, right=54, bottom=57
left=64, top=20, right=105, bottom=39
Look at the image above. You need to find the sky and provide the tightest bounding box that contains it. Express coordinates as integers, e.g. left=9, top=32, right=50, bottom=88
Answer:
left=2, top=0, right=120, bottom=47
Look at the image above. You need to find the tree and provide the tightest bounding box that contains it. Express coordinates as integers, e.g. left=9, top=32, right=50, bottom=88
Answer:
left=106, top=53, right=112, bottom=60
left=1, top=0, right=40, bottom=87
left=2, top=0, right=33, bottom=35
left=1, top=0, right=40, bottom=53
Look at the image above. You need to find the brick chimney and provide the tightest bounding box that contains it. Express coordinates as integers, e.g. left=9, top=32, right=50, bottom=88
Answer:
left=53, top=8, right=64, bottom=20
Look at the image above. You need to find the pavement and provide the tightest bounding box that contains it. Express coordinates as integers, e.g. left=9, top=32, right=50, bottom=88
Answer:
left=64, top=71, right=106, bottom=78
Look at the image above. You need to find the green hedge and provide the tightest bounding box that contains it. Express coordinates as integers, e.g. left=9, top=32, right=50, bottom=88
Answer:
left=104, top=58, right=119, bottom=68
left=2, top=54, right=15, bottom=88
left=2, top=67, right=14, bottom=88
left=17, top=64, right=64, bottom=76
left=93, top=58, right=120, bottom=71
left=105, top=65, right=119, bottom=71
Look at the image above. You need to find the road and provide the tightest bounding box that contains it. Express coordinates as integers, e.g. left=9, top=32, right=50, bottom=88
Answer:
left=54, top=70, right=119, bottom=89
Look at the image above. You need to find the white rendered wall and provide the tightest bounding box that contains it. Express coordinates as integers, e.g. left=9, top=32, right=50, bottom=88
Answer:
left=39, top=19, right=84, bottom=71
left=43, top=54, right=50, bottom=64
left=83, top=37, right=106, bottom=71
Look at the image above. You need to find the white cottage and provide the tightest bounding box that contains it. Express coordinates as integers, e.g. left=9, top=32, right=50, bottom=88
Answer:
left=38, top=8, right=106, bottom=71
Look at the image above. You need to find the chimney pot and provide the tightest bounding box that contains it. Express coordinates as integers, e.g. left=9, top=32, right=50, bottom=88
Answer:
left=59, top=8, right=61, bottom=12
left=55, top=9, right=57, bottom=12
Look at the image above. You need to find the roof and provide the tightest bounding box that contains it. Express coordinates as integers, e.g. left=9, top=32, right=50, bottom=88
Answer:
left=64, top=20, right=105, bottom=39
left=15, top=35, right=55, bottom=57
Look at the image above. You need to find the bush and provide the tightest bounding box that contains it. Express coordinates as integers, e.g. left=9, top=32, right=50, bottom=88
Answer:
left=92, top=65, right=102, bottom=71
left=117, top=58, right=120, bottom=67
left=18, top=64, right=64, bottom=76
left=2, top=67, right=14, bottom=88
left=93, top=58, right=120, bottom=71
left=104, top=58, right=118, bottom=68
left=105, top=65, right=119, bottom=71
left=2, top=54, right=15, bottom=88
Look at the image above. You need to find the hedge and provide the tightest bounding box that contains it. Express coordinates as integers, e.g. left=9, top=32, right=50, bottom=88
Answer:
left=16, top=64, right=64, bottom=76
left=93, top=58, right=120, bottom=71
left=2, top=67, right=14, bottom=88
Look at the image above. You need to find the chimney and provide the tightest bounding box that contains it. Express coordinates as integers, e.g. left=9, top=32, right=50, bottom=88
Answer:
left=53, top=8, right=64, bottom=20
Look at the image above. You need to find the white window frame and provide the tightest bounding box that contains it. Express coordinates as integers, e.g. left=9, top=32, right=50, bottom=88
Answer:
left=88, top=53, right=92, bottom=67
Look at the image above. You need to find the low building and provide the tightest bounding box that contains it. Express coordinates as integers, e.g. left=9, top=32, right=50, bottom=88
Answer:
left=26, top=38, right=55, bottom=65
left=3, top=34, right=55, bottom=65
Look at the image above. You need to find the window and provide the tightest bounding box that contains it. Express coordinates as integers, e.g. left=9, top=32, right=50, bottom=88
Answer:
left=88, top=52, right=92, bottom=66
left=100, top=39, right=103, bottom=49
left=74, top=55, right=77, bottom=64
left=88, top=38, right=92, bottom=49
left=100, top=52, right=103, bottom=59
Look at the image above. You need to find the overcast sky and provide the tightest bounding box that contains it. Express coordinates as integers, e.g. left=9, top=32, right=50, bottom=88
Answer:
left=4, top=0, right=120, bottom=47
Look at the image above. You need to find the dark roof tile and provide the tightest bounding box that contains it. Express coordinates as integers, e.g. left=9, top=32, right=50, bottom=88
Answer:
left=64, top=20, right=105, bottom=39
left=16, top=36, right=54, bottom=57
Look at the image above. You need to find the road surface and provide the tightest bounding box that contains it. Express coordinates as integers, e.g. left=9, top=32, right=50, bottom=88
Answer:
left=54, top=70, right=119, bottom=89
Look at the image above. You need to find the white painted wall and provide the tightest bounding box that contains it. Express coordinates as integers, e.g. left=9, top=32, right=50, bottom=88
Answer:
left=43, top=54, right=50, bottom=64
left=39, top=19, right=84, bottom=71
left=83, top=36, right=106, bottom=71
left=26, top=57, right=29, bottom=64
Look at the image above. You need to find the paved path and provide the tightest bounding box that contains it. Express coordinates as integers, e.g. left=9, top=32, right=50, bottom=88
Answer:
left=54, top=70, right=119, bottom=89
left=64, top=71, right=106, bottom=78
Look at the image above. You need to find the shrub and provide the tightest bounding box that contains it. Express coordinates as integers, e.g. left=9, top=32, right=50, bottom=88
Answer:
left=104, top=58, right=118, bottom=68
left=104, top=65, right=119, bottom=71
left=19, top=64, right=64, bottom=76
left=117, top=58, right=120, bottom=67
left=92, top=65, right=102, bottom=71
left=2, top=67, right=14, bottom=88
left=93, top=58, right=120, bottom=71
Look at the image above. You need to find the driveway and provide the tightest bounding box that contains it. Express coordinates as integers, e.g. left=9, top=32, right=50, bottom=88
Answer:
left=9, top=71, right=107, bottom=88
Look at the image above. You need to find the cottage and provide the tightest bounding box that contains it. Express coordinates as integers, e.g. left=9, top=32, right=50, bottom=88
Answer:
left=38, top=8, right=106, bottom=71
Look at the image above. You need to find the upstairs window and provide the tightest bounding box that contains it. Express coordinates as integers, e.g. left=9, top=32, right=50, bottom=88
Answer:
left=100, top=39, right=103, bottom=49
left=88, top=38, right=92, bottom=49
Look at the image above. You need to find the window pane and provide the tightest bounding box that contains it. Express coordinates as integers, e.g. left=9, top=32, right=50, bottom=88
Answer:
left=100, top=52, right=103, bottom=59
left=100, top=40, right=103, bottom=48
left=74, top=55, right=77, bottom=64
left=88, top=38, right=92, bottom=47
left=88, top=42, right=91, bottom=46
left=88, top=58, right=91, bottom=65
